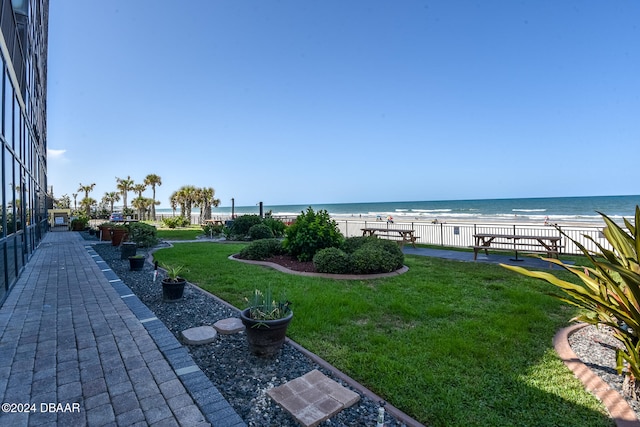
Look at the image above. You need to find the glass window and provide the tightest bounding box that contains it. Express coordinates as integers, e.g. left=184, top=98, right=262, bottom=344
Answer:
left=6, top=236, right=16, bottom=286
left=0, top=146, right=3, bottom=237
left=0, top=241, right=6, bottom=302
left=23, top=169, right=30, bottom=227
left=3, top=73, right=12, bottom=145
left=5, top=148, right=14, bottom=235
left=14, top=99, right=20, bottom=152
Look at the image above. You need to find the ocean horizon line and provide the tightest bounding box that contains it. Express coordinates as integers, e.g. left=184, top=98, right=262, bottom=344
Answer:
left=148, top=194, right=640, bottom=227
left=154, top=193, right=640, bottom=212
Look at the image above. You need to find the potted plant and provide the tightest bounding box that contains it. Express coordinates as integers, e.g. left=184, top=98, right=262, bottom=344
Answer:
left=239, top=287, right=293, bottom=357
left=128, top=254, right=145, bottom=271
left=161, top=264, right=186, bottom=302
left=98, top=221, right=115, bottom=241
left=110, top=224, right=129, bottom=246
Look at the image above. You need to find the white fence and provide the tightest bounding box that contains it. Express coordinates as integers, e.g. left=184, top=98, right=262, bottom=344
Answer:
left=335, top=219, right=610, bottom=256
left=154, top=213, right=612, bottom=256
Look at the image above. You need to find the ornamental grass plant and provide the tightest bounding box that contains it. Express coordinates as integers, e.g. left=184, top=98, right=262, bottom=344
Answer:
left=245, top=287, right=292, bottom=321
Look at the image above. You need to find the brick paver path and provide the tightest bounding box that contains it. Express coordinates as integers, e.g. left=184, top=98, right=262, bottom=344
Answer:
left=0, top=231, right=236, bottom=426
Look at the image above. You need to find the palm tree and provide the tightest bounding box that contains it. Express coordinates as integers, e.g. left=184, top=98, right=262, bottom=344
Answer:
left=77, top=183, right=96, bottom=217
left=77, top=183, right=95, bottom=200
left=171, top=186, right=198, bottom=223
left=144, top=174, right=162, bottom=220
left=132, top=197, right=154, bottom=221
left=116, top=176, right=135, bottom=208
left=102, top=192, right=121, bottom=213
left=169, top=192, right=179, bottom=216
left=195, top=187, right=221, bottom=221
left=72, top=193, right=78, bottom=211
left=80, top=197, right=96, bottom=217
left=132, top=183, right=146, bottom=198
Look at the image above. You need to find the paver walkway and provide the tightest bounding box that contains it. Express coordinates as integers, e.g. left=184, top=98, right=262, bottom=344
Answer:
left=403, top=246, right=570, bottom=269
left=0, top=231, right=245, bottom=426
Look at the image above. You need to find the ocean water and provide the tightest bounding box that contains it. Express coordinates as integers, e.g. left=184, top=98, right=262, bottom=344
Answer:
left=158, top=195, right=640, bottom=225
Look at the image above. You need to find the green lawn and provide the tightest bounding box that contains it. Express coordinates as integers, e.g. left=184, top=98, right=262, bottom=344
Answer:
left=152, top=242, right=613, bottom=427
left=156, top=227, right=203, bottom=241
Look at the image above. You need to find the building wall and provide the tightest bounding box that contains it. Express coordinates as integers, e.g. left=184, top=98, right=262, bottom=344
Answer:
left=0, top=0, right=48, bottom=305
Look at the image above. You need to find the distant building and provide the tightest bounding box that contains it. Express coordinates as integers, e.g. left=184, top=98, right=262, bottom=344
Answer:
left=0, top=0, right=49, bottom=305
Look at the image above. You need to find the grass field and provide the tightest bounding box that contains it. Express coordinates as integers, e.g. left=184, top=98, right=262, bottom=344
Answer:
left=156, top=226, right=204, bottom=241
left=152, top=242, right=613, bottom=427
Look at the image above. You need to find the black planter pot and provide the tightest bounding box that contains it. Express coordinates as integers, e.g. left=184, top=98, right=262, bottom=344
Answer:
left=239, top=308, right=293, bottom=357
left=162, top=278, right=186, bottom=302
left=128, top=256, right=145, bottom=271
left=121, top=242, right=137, bottom=260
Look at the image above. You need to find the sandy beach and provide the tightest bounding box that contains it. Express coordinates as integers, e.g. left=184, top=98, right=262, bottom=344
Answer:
left=329, top=212, right=608, bottom=229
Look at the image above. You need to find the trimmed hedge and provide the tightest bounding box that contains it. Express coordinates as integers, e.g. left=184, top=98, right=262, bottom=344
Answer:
left=313, top=247, right=352, bottom=274
left=238, top=239, right=285, bottom=261
left=313, top=236, right=404, bottom=274
left=249, top=223, right=275, bottom=240
left=128, top=222, right=159, bottom=247
left=230, top=215, right=262, bottom=239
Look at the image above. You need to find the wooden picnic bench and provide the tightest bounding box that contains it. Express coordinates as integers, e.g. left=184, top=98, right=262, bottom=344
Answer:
left=361, top=227, right=419, bottom=248
left=473, top=233, right=561, bottom=261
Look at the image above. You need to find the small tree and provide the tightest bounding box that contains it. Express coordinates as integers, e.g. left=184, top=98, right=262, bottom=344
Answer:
left=503, top=207, right=640, bottom=397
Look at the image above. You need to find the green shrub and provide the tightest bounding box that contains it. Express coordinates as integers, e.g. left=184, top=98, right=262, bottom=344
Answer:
left=263, top=217, right=287, bottom=237
left=230, top=215, right=263, bottom=239
left=249, top=223, right=275, bottom=240
left=283, top=207, right=344, bottom=261
left=162, top=216, right=190, bottom=229
left=342, top=235, right=379, bottom=253
left=128, top=222, right=159, bottom=247
left=239, top=239, right=285, bottom=261
left=368, top=238, right=405, bottom=269
left=351, top=245, right=399, bottom=274
left=202, top=223, right=224, bottom=237
left=70, top=216, right=89, bottom=230
left=313, top=247, right=351, bottom=274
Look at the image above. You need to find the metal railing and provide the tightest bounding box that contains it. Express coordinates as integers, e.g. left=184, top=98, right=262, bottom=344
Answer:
left=151, top=214, right=613, bottom=256
left=336, top=219, right=610, bottom=256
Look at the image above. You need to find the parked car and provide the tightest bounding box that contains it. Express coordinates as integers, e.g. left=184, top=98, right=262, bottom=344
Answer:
left=110, top=212, right=124, bottom=221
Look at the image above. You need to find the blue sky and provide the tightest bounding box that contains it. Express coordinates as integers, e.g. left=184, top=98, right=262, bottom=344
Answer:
left=46, top=1, right=640, bottom=209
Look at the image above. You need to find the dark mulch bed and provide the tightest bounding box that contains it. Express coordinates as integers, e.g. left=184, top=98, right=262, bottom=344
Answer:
left=263, top=254, right=316, bottom=272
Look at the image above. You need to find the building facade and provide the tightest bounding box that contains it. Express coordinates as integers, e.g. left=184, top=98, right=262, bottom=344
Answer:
left=0, top=0, right=48, bottom=305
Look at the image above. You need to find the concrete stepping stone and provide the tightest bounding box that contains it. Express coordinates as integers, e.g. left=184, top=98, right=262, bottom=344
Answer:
left=267, top=369, right=360, bottom=427
left=180, top=326, right=218, bottom=345
left=213, top=317, right=245, bottom=334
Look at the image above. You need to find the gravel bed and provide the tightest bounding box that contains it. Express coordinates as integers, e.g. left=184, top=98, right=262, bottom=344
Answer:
left=568, top=324, right=640, bottom=416
left=89, top=240, right=404, bottom=427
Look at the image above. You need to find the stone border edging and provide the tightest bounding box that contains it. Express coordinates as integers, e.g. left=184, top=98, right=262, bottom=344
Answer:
left=554, top=323, right=640, bottom=427
left=229, top=255, right=409, bottom=279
